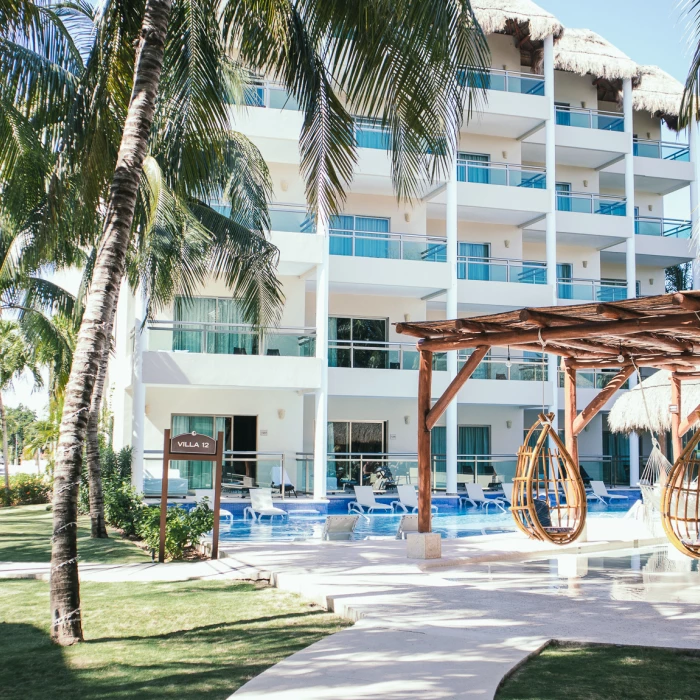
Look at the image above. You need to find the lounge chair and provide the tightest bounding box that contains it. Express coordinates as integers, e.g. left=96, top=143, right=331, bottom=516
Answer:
left=459, top=484, right=506, bottom=512
left=243, top=488, right=288, bottom=521
left=397, top=513, right=419, bottom=539
left=501, top=482, right=513, bottom=505
left=270, top=466, right=297, bottom=497
left=391, top=484, right=438, bottom=514
left=322, top=515, right=359, bottom=541
left=143, top=469, right=189, bottom=498
left=587, top=481, right=628, bottom=505
left=348, top=485, right=393, bottom=514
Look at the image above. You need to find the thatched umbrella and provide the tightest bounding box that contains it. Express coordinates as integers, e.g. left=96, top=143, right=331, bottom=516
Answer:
left=607, top=370, right=700, bottom=435
left=632, top=64, right=684, bottom=131
left=471, top=0, right=563, bottom=42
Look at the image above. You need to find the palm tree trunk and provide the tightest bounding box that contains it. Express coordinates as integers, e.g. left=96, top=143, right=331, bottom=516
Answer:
left=0, top=392, right=10, bottom=506
left=87, top=357, right=109, bottom=538
left=50, top=0, right=172, bottom=646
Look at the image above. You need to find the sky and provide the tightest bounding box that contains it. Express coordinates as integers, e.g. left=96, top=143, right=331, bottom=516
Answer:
left=3, top=1, right=696, bottom=416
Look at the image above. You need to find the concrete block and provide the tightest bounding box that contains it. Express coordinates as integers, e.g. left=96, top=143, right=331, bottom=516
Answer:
left=406, top=532, right=442, bottom=559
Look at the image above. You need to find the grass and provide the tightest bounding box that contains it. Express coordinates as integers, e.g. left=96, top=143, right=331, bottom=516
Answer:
left=0, top=505, right=148, bottom=564
left=1, top=578, right=349, bottom=699
left=497, top=641, right=700, bottom=700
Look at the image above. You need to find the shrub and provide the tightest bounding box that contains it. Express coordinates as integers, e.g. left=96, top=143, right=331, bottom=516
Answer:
left=104, top=482, right=143, bottom=537
left=0, top=474, right=51, bottom=506
left=138, top=499, right=214, bottom=560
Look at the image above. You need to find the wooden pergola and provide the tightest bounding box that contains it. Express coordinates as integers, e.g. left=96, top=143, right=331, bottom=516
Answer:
left=396, top=291, right=700, bottom=532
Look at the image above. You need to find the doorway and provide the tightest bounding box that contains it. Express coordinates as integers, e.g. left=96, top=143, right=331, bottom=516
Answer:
left=232, top=415, right=257, bottom=479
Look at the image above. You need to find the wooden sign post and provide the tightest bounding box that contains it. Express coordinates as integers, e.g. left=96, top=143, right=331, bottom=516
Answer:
left=159, top=429, right=224, bottom=563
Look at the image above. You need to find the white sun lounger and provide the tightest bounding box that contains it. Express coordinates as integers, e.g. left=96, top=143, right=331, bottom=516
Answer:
left=391, top=484, right=438, bottom=514
left=459, top=484, right=506, bottom=512
left=501, top=482, right=514, bottom=505
left=397, top=513, right=419, bottom=539
left=587, top=481, right=628, bottom=505
left=243, top=488, right=288, bottom=521
left=322, top=515, right=360, bottom=540
left=348, top=485, right=393, bottom=514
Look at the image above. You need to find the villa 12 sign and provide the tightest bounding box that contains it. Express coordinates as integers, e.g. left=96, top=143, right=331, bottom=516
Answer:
left=170, top=432, right=217, bottom=455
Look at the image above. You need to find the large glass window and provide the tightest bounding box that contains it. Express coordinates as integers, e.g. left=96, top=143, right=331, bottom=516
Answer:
left=556, top=182, right=572, bottom=212
left=329, top=317, right=388, bottom=369
left=457, top=242, right=491, bottom=280
left=329, top=215, right=390, bottom=258
left=458, top=152, right=490, bottom=184
left=327, top=421, right=386, bottom=490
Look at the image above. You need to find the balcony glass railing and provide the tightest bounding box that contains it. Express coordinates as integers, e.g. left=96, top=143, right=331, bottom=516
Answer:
left=355, top=117, right=391, bottom=150
left=633, top=138, right=690, bottom=161
left=243, top=82, right=301, bottom=110
left=456, top=160, right=546, bottom=188
left=557, top=369, right=630, bottom=390
left=329, top=228, right=447, bottom=261
left=269, top=207, right=316, bottom=233
left=635, top=216, right=691, bottom=239
left=556, top=192, right=626, bottom=216
left=458, top=353, right=548, bottom=381
left=555, top=106, right=624, bottom=131
left=328, top=340, right=446, bottom=371
left=457, top=256, right=546, bottom=283
left=557, top=278, right=627, bottom=302
left=458, top=67, right=545, bottom=96
left=147, top=321, right=316, bottom=357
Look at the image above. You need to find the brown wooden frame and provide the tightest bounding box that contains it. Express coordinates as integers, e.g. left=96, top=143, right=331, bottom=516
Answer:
left=159, top=429, right=224, bottom=562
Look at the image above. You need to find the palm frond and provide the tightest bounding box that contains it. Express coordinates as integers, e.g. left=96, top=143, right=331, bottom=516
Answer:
left=681, top=0, right=700, bottom=125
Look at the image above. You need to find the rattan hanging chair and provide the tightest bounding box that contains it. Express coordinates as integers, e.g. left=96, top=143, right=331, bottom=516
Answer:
left=661, top=430, right=700, bottom=558
left=511, top=412, right=587, bottom=545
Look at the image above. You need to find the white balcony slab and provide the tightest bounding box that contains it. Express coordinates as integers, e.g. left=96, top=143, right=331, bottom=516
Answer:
left=457, top=279, right=554, bottom=310
left=525, top=210, right=630, bottom=248
left=602, top=234, right=693, bottom=268
left=462, top=90, right=548, bottom=139
left=143, top=351, right=321, bottom=391
left=600, top=156, right=695, bottom=195
left=232, top=107, right=303, bottom=164
left=270, top=230, right=323, bottom=276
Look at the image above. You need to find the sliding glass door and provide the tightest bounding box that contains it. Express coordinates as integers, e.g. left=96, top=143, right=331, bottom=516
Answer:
left=329, top=317, right=388, bottom=368
left=327, top=421, right=386, bottom=490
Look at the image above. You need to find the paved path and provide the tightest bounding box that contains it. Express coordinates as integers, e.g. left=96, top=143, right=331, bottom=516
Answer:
left=218, top=525, right=700, bottom=699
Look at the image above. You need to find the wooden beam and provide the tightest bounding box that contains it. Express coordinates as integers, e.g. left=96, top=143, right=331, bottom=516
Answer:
left=680, top=404, right=700, bottom=437
left=211, top=432, right=224, bottom=560
left=605, top=332, right=693, bottom=354
left=159, top=429, right=171, bottom=564
left=572, top=366, right=636, bottom=436
left=673, top=293, right=700, bottom=312
left=418, top=313, right=700, bottom=352
left=426, top=346, right=489, bottom=431
left=563, top=360, right=578, bottom=465
left=417, top=349, right=433, bottom=534
left=595, top=303, right=644, bottom=320
left=671, top=374, right=682, bottom=461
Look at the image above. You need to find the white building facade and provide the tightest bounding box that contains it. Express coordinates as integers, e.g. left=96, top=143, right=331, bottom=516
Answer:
left=110, top=4, right=697, bottom=500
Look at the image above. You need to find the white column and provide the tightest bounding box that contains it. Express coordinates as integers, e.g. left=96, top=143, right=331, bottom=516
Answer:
left=445, top=153, right=459, bottom=495
left=544, top=35, right=559, bottom=435
left=627, top=372, right=640, bottom=485
left=690, top=122, right=700, bottom=289
left=131, top=289, right=148, bottom=490
left=313, top=215, right=330, bottom=500
left=623, top=78, right=636, bottom=299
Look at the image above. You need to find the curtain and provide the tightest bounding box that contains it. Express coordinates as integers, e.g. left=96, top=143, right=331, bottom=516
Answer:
left=431, top=426, right=446, bottom=475
left=458, top=242, right=490, bottom=281
left=213, top=298, right=256, bottom=355
left=173, top=297, right=216, bottom=352
left=555, top=103, right=571, bottom=126
left=459, top=152, right=490, bottom=184
left=171, top=415, right=215, bottom=489
left=459, top=426, right=491, bottom=480
left=355, top=118, right=391, bottom=150
left=354, top=216, right=390, bottom=259
left=557, top=263, right=573, bottom=300
left=556, top=182, right=572, bottom=212
left=329, top=215, right=354, bottom=256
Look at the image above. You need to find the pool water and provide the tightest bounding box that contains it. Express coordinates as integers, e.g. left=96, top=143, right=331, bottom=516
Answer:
left=218, top=501, right=632, bottom=543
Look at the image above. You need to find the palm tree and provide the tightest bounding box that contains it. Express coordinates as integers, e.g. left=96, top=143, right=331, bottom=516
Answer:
left=0, top=320, right=41, bottom=502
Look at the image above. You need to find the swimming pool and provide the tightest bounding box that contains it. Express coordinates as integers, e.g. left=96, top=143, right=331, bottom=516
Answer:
left=218, top=500, right=633, bottom=543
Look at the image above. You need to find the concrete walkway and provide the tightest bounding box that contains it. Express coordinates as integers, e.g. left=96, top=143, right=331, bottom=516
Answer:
left=217, top=525, right=700, bottom=699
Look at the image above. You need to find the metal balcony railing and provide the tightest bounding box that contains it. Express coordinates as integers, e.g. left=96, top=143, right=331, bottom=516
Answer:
left=633, top=138, right=690, bottom=161
left=555, top=105, right=624, bottom=131
left=458, top=67, right=545, bottom=96
left=242, top=82, right=301, bottom=110
left=329, top=228, right=447, bottom=262
left=635, top=216, right=691, bottom=239
left=557, top=278, right=628, bottom=302
left=457, top=256, right=547, bottom=284
left=557, top=369, right=630, bottom=390
left=556, top=191, right=626, bottom=216
left=456, top=160, right=546, bottom=188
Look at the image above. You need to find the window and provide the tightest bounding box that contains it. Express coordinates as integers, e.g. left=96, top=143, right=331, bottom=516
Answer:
left=458, top=152, right=490, bottom=184
left=329, top=215, right=390, bottom=258
left=355, top=117, right=391, bottom=150
left=327, top=421, right=387, bottom=490
left=457, top=242, right=491, bottom=280
left=555, top=102, right=571, bottom=126
left=329, top=317, right=388, bottom=368
left=556, top=182, right=572, bottom=212
left=557, top=263, right=573, bottom=299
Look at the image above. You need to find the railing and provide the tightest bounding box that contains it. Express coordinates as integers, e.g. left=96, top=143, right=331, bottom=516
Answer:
left=579, top=455, right=630, bottom=488
left=635, top=216, right=691, bottom=239
left=556, top=191, right=626, bottom=216
left=458, top=353, right=548, bottom=381
left=557, top=278, right=627, bottom=302
left=458, top=67, right=545, bottom=96
left=456, top=160, right=546, bottom=188
left=457, top=256, right=546, bottom=284
left=269, top=207, right=316, bottom=233
left=555, top=105, right=624, bottom=132
left=633, top=138, right=690, bottom=161
left=557, top=369, right=630, bottom=390
left=243, top=82, right=301, bottom=110
left=329, top=228, right=447, bottom=262
left=355, top=117, right=391, bottom=150
left=147, top=321, right=316, bottom=357
left=328, top=340, right=446, bottom=371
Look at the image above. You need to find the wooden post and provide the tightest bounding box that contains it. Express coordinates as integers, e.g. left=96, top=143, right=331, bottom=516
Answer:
left=563, top=360, right=578, bottom=466
left=671, top=374, right=682, bottom=461
left=418, top=349, right=433, bottom=533
left=210, top=432, right=224, bottom=560
left=572, top=366, right=635, bottom=436
left=158, top=429, right=171, bottom=563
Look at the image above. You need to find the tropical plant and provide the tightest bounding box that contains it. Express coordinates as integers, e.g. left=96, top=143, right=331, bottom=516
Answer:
left=0, top=472, right=51, bottom=506
left=666, top=263, right=692, bottom=293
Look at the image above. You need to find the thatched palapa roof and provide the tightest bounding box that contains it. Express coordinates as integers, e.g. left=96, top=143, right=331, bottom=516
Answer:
left=608, top=371, right=700, bottom=435
left=472, top=0, right=563, bottom=41
left=554, top=28, right=638, bottom=83
left=632, top=64, right=684, bottom=131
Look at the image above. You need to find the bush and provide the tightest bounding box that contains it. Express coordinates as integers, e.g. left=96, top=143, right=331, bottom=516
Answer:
left=138, top=499, right=215, bottom=560
left=0, top=474, right=51, bottom=506
left=104, top=482, right=143, bottom=537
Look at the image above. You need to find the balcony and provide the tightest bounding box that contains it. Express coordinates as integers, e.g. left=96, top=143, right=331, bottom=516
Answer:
left=555, top=106, right=624, bottom=132
left=635, top=216, right=691, bottom=239
left=243, top=82, right=301, bottom=111
left=633, top=138, right=689, bottom=161
left=143, top=322, right=321, bottom=390
left=460, top=67, right=545, bottom=96
left=330, top=227, right=447, bottom=262
left=557, top=368, right=630, bottom=390
left=556, top=192, right=626, bottom=216
left=557, top=278, right=628, bottom=303
left=456, top=160, right=546, bottom=188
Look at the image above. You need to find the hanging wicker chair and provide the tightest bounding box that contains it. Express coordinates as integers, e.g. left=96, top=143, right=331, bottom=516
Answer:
left=661, top=430, right=700, bottom=558
left=511, top=412, right=587, bottom=545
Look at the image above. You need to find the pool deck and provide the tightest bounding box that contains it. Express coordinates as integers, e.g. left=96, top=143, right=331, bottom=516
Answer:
left=220, top=521, right=700, bottom=699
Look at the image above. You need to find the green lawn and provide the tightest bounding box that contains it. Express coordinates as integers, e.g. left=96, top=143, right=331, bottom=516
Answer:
left=497, top=641, right=700, bottom=700
left=1, top=578, right=349, bottom=699
left=0, top=504, right=148, bottom=564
